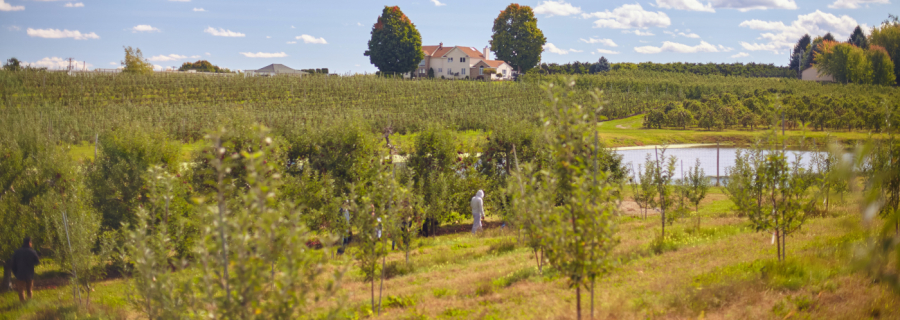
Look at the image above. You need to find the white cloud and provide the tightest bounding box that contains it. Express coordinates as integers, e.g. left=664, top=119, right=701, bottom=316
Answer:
left=655, top=0, right=714, bottom=12
left=543, top=43, right=582, bottom=55
left=297, top=34, right=327, bottom=44
left=534, top=1, right=582, bottom=16
left=24, top=57, right=93, bottom=70
left=27, top=28, right=99, bottom=40
left=634, top=40, right=720, bottom=54
left=0, top=0, right=24, bottom=11
left=204, top=27, right=245, bottom=37
left=286, top=41, right=297, bottom=44
left=731, top=52, right=750, bottom=58
left=584, top=4, right=671, bottom=29
left=828, top=0, right=890, bottom=9
left=193, top=7, right=205, bottom=12
left=622, top=29, right=655, bottom=36
left=149, top=54, right=188, bottom=62
left=8, top=25, right=21, bottom=31
left=710, top=0, right=797, bottom=11
left=357, top=22, right=363, bottom=26
left=718, top=44, right=734, bottom=52
left=266, top=36, right=271, bottom=39
left=190, top=55, right=200, bottom=59
left=131, top=25, right=160, bottom=33
left=579, top=37, right=618, bottom=47
left=109, top=62, right=117, bottom=66
left=430, top=0, right=446, bottom=6
left=656, top=0, right=797, bottom=12
left=665, top=30, right=701, bottom=38
left=739, top=10, right=859, bottom=53
left=64, top=2, right=83, bottom=7
left=205, top=52, right=211, bottom=56
left=240, top=52, right=288, bottom=58
left=596, top=48, right=620, bottom=54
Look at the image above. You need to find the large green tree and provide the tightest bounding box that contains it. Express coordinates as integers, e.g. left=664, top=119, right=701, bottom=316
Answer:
left=121, top=46, right=154, bottom=74
left=789, top=34, right=811, bottom=74
left=178, top=60, right=231, bottom=73
left=364, top=6, right=423, bottom=76
left=849, top=25, right=869, bottom=49
left=869, top=14, right=900, bottom=85
left=490, top=4, right=546, bottom=74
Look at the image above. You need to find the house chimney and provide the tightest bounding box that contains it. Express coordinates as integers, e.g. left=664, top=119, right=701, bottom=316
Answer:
left=438, top=42, right=443, bottom=50
left=483, top=46, right=489, bottom=60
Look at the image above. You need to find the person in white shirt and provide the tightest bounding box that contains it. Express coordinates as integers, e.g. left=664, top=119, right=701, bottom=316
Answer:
left=471, top=190, right=485, bottom=233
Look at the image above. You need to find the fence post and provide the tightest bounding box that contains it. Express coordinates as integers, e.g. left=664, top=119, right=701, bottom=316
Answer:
left=716, top=141, right=720, bottom=187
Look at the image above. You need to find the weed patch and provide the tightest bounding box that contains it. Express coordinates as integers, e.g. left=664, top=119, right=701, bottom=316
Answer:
left=492, top=267, right=537, bottom=288
left=383, top=294, right=417, bottom=309
left=382, top=261, right=416, bottom=279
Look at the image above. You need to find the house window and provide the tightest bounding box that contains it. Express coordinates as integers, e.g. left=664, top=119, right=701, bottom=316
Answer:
left=460, top=57, right=466, bottom=63
left=447, top=68, right=452, bottom=74
left=438, top=68, right=442, bottom=73
left=479, top=67, right=483, bottom=75
left=448, top=57, right=453, bottom=62
left=460, top=69, right=465, bottom=75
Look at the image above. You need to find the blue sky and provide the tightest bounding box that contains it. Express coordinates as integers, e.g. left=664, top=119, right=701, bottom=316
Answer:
left=0, top=0, right=894, bottom=73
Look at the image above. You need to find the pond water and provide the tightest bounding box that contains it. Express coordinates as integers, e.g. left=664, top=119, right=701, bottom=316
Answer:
left=614, top=144, right=822, bottom=184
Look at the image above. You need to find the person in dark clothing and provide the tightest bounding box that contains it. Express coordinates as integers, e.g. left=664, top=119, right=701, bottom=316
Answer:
left=10, top=237, right=40, bottom=302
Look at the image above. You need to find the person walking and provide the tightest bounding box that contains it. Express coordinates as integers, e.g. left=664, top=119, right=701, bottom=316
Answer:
left=10, top=237, right=40, bottom=302
left=471, top=190, right=485, bottom=233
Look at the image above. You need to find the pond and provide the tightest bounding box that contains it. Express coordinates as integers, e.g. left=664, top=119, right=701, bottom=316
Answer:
left=614, top=144, right=822, bottom=184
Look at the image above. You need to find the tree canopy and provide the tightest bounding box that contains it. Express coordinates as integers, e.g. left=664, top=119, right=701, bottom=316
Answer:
left=816, top=40, right=895, bottom=86
left=790, top=34, right=811, bottom=74
left=490, top=4, right=546, bottom=74
left=178, top=60, right=231, bottom=73
left=122, top=46, right=154, bottom=74
left=870, top=14, right=900, bottom=85
left=848, top=25, right=869, bottom=49
left=364, top=6, right=424, bottom=76
left=590, top=57, right=610, bottom=74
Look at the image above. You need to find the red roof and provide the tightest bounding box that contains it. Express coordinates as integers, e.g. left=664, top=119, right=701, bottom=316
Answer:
left=422, top=45, right=485, bottom=59
left=484, top=60, right=507, bottom=68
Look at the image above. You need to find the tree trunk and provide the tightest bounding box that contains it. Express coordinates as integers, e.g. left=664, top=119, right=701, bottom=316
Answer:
left=576, top=285, right=582, bottom=320
left=590, top=279, right=595, bottom=319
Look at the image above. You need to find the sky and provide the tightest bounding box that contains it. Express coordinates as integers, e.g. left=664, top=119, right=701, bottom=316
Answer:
left=0, top=0, right=894, bottom=74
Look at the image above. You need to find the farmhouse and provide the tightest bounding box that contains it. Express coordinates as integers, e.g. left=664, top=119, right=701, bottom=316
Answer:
left=412, top=43, right=514, bottom=80
left=800, top=65, right=835, bottom=82
left=246, top=64, right=309, bottom=76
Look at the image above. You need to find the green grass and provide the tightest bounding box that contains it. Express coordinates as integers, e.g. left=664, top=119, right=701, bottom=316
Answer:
left=3, top=197, right=897, bottom=320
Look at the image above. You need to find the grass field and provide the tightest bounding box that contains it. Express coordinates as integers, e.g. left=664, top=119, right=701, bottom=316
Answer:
left=2, top=188, right=894, bottom=320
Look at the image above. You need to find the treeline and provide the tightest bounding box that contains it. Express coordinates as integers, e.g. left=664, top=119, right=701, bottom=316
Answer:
left=530, top=60, right=796, bottom=78
left=790, top=15, right=900, bottom=85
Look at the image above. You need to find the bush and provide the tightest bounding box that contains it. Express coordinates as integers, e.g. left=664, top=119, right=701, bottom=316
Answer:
left=87, top=126, right=181, bottom=229
left=383, top=294, right=417, bottom=308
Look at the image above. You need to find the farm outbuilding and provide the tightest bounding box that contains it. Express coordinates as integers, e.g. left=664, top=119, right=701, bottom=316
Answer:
left=246, top=64, right=309, bottom=76
left=800, top=66, right=835, bottom=82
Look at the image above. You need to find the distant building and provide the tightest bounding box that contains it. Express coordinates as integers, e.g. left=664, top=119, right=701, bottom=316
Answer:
left=800, top=66, right=834, bottom=82
left=246, top=64, right=309, bottom=76
left=411, top=43, right=514, bottom=80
